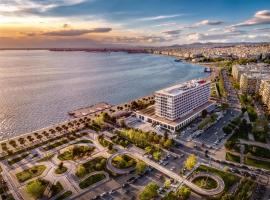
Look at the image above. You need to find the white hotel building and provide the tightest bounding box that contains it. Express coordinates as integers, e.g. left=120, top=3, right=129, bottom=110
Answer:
left=136, top=79, right=214, bottom=132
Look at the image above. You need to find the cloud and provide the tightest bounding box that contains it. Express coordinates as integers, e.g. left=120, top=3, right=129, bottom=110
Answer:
left=63, top=23, right=71, bottom=28
left=233, top=10, right=270, bottom=27
left=43, top=28, right=112, bottom=36
left=138, top=14, right=182, bottom=21
left=0, top=0, right=88, bottom=15
left=153, top=22, right=177, bottom=27
left=162, top=29, right=181, bottom=35
left=196, top=19, right=224, bottom=26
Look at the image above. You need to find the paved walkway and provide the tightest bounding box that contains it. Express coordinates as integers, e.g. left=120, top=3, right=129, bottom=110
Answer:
left=122, top=147, right=225, bottom=196
left=240, top=139, right=270, bottom=150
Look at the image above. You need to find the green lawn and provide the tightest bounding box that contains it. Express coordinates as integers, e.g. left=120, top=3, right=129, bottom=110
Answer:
left=79, top=173, right=106, bottom=189
left=16, top=165, right=46, bottom=183
left=112, top=154, right=136, bottom=169
left=98, top=137, right=113, bottom=147
left=245, top=145, right=270, bottom=159
left=194, top=165, right=239, bottom=191
left=58, top=145, right=95, bottom=161
left=244, top=157, right=270, bottom=170
left=55, top=191, right=72, bottom=200
left=192, top=177, right=217, bottom=189
left=43, top=139, right=69, bottom=151
left=26, top=179, right=49, bottom=199
left=55, top=166, right=68, bottom=174
left=73, top=140, right=93, bottom=144
left=225, top=152, right=240, bottom=163
left=8, top=153, right=30, bottom=166
left=51, top=181, right=64, bottom=197
left=76, top=156, right=107, bottom=178
left=37, top=154, right=54, bottom=162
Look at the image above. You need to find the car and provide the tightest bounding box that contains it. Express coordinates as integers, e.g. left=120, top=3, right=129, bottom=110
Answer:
left=100, top=192, right=107, bottom=197
left=127, top=177, right=136, bottom=183
left=122, top=183, right=128, bottom=188
left=170, top=166, right=176, bottom=171
left=109, top=190, right=116, bottom=195
left=163, top=161, right=169, bottom=166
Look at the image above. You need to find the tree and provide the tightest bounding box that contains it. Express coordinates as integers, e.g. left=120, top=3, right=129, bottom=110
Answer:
left=202, top=109, right=208, bottom=118
left=163, top=139, right=173, bottom=149
left=58, top=162, right=64, bottom=169
left=145, top=146, right=152, bottom=154
left=164, top=179, right=171, bottom=189
left=76, top=165, right=86, bottom=177
left=136, top=160, right=147, bottom=174
left=26, top=179, right=47, bottom=199
left=184, top=154, right=197, bottom=170
left=152, top=151, right=161, bottom=161
left=139, top=182, right=158, bottom=200
left=223, top=126, right=232, bottom=135
left=108, top=143, right=113, bottom=151
left=177, top=186, right=191, bottom=200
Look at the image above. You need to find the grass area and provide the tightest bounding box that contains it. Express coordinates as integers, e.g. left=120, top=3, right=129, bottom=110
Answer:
left=73, top=139, right=93, bottom=144
left=0, top=132, right=87, bottom=161
left=198, top=114, right=217, bottom=130
left=76, top=156, right=107, bottom=178
left=112, top=154, right=136, bottom=169
left=0, top=193, right=15, bottom=200
left=36, top=154, right=54, bottom=162
left=192, top=177, right=217, bottom=190
left=117, top=128, right=173, bottom=150
left=7, top=153, right=30, bottom=166
left=57, top=145, right=95, bottom=161
left=244, top=157, right=270, bottom=170
left=225, top=152, right=240, bottom=163
left=245, top=145, right=270, bottom=159
left=98, top=137, right=113, bottom=147
left=26, top=179, right=49, bottom=199
left=16, top=165, right=46, bottom=183
left=51, top=181, right=64, bottom=197
left=55, top=191, right=72, bottom=200
left=194, top=165, right=239, bottom=192
left=79, top=173, right=106, bottom=189
left=55, top=166, right=67, bottom=174
left=43, top=139, right=69, bottom=151
left=111, top=136, right=130, bottom=147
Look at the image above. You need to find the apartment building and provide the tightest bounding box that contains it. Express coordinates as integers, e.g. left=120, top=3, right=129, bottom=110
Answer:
left=259, top=80, right=270, bottom=108
left=240, top=73, right=269, bottom=94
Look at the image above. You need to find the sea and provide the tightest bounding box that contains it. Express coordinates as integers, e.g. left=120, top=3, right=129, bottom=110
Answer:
left=0, top=50, right=208, bottom=139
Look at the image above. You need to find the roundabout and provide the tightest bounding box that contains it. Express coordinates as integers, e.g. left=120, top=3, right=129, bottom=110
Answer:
left=107, top=152, right=136, bottom=174
left=189, top=172, right=225, bottom=195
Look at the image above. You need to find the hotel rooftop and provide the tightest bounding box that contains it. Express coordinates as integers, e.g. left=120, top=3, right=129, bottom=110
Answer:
left=156, top=79, right=208, bottom=96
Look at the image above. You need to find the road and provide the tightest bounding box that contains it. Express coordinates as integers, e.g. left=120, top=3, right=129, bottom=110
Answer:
left=125, top=147, right=225, bottom=196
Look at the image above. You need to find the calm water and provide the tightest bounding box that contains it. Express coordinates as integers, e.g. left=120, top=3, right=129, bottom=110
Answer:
left=0, top=50, right=207, bottom=139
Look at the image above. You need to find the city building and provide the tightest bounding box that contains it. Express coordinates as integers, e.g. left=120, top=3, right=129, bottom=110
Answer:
left=259, top=80, right=270, bottom=109
left=136, top=79, right=214, bottom=132
left=239, top=73, right=269, bottom=94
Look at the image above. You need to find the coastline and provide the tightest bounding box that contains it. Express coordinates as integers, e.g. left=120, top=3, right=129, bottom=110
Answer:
left=0, top=51, right=211, bottom=146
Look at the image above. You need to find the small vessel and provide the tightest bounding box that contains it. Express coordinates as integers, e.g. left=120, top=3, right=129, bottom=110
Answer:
left=174, top=59, right=182, bottom=62
left=204, top=67, right=211, bottom=72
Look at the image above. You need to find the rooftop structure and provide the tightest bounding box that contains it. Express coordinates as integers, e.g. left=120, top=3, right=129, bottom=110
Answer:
left=156, top=80, right=208, bottom=96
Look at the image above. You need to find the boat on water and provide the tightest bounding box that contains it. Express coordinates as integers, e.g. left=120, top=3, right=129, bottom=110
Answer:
left=174, top=59, right=182, bottom=62
left=204, top=67, right=212, bottom=73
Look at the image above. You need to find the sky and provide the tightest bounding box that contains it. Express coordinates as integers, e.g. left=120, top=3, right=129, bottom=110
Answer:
left=0, top=0, right=270, bottom=48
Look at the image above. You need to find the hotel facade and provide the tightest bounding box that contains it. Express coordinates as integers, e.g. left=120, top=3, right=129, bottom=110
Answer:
left=136, top=79, right=214, bottom=132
